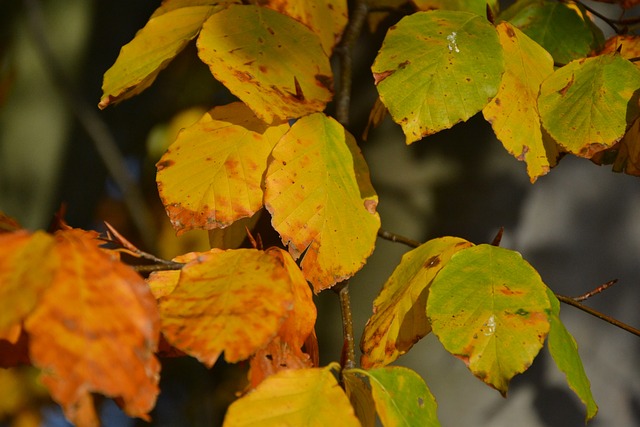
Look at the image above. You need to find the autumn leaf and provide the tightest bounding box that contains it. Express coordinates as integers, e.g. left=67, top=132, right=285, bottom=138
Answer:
left=343, top=369, right=376, bottom=427
left=0, top=211, right=21, bottom=233
left=264, top=113, right=380, bottom=291
left=413, top=0, right=499, bottom=17
left=591, top=118, right=640, bottom=176
left=197, top=4, right=333, bottom=123
left=156, top=102, right=289, bottom=235
left=598, top=35, right=640, bottom=63
left=360, top=237, right=473, bottom=369
left=158, top=248, right=296, bottom=366
left=99, top=0, right=238, bottom=108
left=0, top=228, right=162, bottom=425
left=428, top=244, right=551, bottom=395
left=223, top=363, right=360, bottom=426
left=258, top=0, right=348, bottom=55
left=483, top=22, right=560, bottom=182
left=538, top=54, right=640, bottom=158
left=372, top=10, right=504, bottom=143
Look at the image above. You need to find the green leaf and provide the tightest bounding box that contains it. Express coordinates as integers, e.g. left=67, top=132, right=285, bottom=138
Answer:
left=373, top=10, right=504, bottom=143
left=412, top=0, right=499, bottom=17
left=223, top=363, right=360, bottom=427
left=538, top=54, right=640, bottom=158
left=156, top=102, right=288, bottom=234
left=427, top=244, right=551, bottom=395
left=264, top=113, right=380, bottom=292
left=360, top=237, right=473, bottom=368
left=197, top=4, right=333, bottom=123
left=99, top=0, right=237, bottom=109
left=482, top=22, right=559, bottom=182
left=351, top=366, right=441, bottom=427
left=546, top=289, right=598, bottom=421
left=500, top=0, right=603, bottom=64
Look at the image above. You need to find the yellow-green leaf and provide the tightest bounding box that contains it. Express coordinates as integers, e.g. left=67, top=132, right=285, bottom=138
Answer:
left=413, top=0, right=499, bottom=17
left=351, top=366, right=441, bottom=427
left=372, top=10, right=504, bottom=143
left=223, top=363, right=360, bottom=427
left=259, top=0, right=348, bottom=55
left=483, top=22, right=559, bottom=182
left=264, top=113, right=380, bottom=291
left=197, top=4, right=333, bottom=123
left=99, top=0, right=237, bottom=109
left=538, top=54, right=640, bottom=158
left=360, top=237, right=473, bottom=369
left=428, top=244, right=551, bottom=394
left=158, top=248, right=294, bottom=366
left=156, top=102, right=288, bottom=235
left=546, top=289, right=598, bottom=421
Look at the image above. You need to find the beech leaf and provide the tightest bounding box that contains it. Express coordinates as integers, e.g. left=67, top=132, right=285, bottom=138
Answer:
left=538, top=54, right=640, bottom=158
left=372, top=10, right=504, bottom=143
left=23, top=228, right=160, bottom=424
left=546, top=289, right=598, bottom=421
left=197, top=4, right=333, bottom=123
left=223, top=363, right=360, bottom=426
left=483, top=22, right=560, bottom=182
left=156, top=102, right=289, bottom=235
left=360, top=237, right=473, bottom=369
left=264, top=113, right=380, bottom=291
left=428, top=244, right=551, bottom=394
left=99, top=0, right=238, bottom=108
left=343, top=370, right=376, bottom=427
left=158, top=248, right=295, bottom=366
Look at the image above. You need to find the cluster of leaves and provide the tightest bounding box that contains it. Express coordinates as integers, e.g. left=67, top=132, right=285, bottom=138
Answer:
left=3, top=0, right=640, bottom=425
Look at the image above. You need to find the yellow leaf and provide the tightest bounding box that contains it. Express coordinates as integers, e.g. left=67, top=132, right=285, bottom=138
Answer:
left=483, top=22, right=560, bottom=183
left=23, top=228, right=160, bottom=424
left=158, top=248, right=295, bottom=366
left=197, top=4, right=333, bottom=123
left=156, top=103, right=289, bottom=235
left=360, top=237, right=473, bottom=368
left=99, top=0, right=238, bottom=108
left=223, top=363, right=360, bottom=426
left=264, top=113, right=380, bottom=291
left=258, top=0, right=348, bottom=55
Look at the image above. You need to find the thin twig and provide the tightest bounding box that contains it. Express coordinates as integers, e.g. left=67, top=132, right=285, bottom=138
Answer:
left=570, top=0, right=621, bottom=33
left=377, top=228, right=421, bottom=248
left=131, top=262, right=185, bottom=273
left=556, top=294, right=640, bottom=338
left=573, top=279, right=618, bottom=302
left=334, top=280, right=356, bottom=370
left=23, top=0, right=156, bottom=249
left=335, top=0, right=369, bottom=126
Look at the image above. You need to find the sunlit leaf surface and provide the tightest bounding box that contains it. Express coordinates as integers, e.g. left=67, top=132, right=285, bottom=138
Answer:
left=156, top=103, right=288, bottom=234
left=264, top=113, right=380, bottom=291
left=100, top=0, right=237, bottom=108
left=483, top=22, right=559, bottom=182
left=546, top=289, right=598, bottom=421
left=360, top=237, right=473, bottom=368
left=538, top=54, right=640, bottom=158
left=372, top=10, right=504, bottom=143
left=223, top=364, right=360, bottom=426
left=428, top=244, right=551, bottom=394
left=197, top=4, right=333, bottom=123
left=413, top=0, right=499, bottom=16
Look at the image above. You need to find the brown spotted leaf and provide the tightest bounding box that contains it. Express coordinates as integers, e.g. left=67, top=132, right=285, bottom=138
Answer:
left=156, top=102, right=288, bottom=235
left=197, top=4, right=333, bottom=123
left=158, top=248, right=295, bottom=366
left=264, top=113, right=380, bottom=291
left=360, top=237, right=473, bottom=369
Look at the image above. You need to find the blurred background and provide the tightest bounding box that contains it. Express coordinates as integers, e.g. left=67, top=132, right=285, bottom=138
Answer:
left=1, top=0, right=639, bottom=426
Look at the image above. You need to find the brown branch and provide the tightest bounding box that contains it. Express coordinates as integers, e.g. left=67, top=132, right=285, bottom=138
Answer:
left=556, top=294, right=640, bottom=338
left=377, top=228, right=421, bottom=248
left=23, top=0, right=157, bottom=250
left=333, top=280, right=356, bottom=370
left=131, top=262, right=185, bottom=273
left=335, top=0, right=369, bottom=126
left=573, top=279, right=618, bottom=302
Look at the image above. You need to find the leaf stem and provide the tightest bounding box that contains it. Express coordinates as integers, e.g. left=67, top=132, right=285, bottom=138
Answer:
left=377, top=228, right=421, bottom=248
left=555, top=294, right=640, bottom=338
left=334, top=280, right=356, bottom=370
left=335, top=0, right=369, bottom=126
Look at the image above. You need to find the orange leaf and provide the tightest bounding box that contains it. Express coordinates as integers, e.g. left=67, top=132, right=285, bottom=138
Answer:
left=0, top=231, right=57, bottom=342
left=248, top=337, right=313, bottom=388
left=156, top=103, right=288, bottom=235
left=23, top=228, right=160, bottom=424
left=158, top=248, right=295, bottom=366
left=0, top=211, right=21, bottom=233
